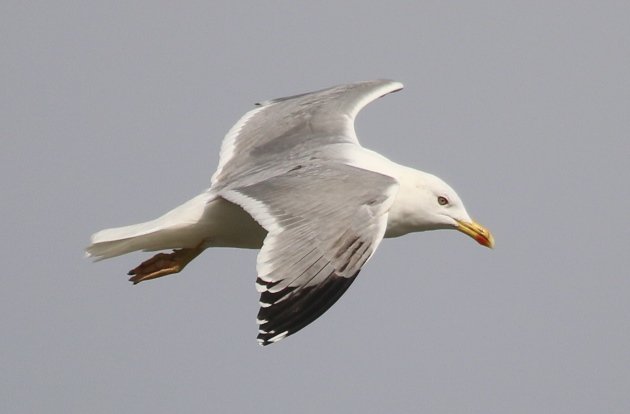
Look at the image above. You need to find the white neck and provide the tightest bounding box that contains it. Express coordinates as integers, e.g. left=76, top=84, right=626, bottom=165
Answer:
left=339, top=145, right=448, bottom=238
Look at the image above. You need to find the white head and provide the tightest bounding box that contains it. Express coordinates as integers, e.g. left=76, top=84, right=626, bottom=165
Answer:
left=386, top=167, right=494, bottom=248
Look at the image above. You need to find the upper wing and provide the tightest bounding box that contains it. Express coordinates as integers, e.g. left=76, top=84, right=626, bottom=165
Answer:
left=221, top=162, right=399, bottom=345
left=210, top=80, right=403, bottom=190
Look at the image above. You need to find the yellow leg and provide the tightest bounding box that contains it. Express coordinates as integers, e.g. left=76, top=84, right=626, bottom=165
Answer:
left=127, top=243, right=205, bottom=285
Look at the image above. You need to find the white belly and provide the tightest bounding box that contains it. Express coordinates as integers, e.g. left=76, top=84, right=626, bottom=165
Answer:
left=200, top=195, right=267, bottom=249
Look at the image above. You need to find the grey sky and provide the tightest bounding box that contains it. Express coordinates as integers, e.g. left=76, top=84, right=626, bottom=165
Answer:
left=2, top=2, right=629, bottom=413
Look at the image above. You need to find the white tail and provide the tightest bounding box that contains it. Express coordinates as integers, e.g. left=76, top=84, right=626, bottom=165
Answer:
left=86, top=193, right=214, bottom=260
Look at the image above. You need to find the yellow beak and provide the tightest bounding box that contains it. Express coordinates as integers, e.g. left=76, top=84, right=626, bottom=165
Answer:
left=456, top=220, right=495, bottom=248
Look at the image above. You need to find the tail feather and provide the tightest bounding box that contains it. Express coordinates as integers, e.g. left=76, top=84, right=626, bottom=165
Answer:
left=86, top=192, right=213, bottom=261
left=86, top=222, right=164, bottom=260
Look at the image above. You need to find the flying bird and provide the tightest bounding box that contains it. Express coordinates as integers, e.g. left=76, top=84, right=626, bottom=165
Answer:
left=86, top=80, right=494, bottom=345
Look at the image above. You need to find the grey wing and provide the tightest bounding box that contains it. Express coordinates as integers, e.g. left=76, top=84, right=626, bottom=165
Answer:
left=221, top=163, right=399, bottom=345
left=210, top=79, right=403, bottom=191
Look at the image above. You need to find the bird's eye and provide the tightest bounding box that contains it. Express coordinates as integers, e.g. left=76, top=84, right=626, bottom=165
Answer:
left=437, top=196, right=449, bottom=206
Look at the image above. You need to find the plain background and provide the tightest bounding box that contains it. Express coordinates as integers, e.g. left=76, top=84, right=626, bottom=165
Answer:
left=2, top=2, right=629, bottom=413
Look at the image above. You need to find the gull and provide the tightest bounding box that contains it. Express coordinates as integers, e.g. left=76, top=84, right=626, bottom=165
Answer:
left=86, top=80, right=494, bottom=345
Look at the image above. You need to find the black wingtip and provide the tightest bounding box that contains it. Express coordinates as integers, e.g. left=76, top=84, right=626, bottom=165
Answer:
left=255, top=271, right=360, bottom=345
left=257, top=330, right=289, bottom=346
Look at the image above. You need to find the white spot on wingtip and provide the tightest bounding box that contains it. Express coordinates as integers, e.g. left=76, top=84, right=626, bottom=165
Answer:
left=259, top=301, right=271, bottom=308
left=256, top=318, right=268, bottom=325
left=268, top=331, right=288, bottom=343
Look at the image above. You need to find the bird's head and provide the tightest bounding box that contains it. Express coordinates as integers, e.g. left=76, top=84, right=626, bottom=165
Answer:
left=389, top=168, right=494, bottom=248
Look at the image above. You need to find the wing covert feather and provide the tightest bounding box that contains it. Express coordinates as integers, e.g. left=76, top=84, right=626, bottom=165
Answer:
left=221, top=162, right=399, bottom=345
left=211, top=80, right=403, bottom=190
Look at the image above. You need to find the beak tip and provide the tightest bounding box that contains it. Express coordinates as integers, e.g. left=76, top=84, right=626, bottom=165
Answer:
left=484, top=234, right=495, bottom=249
left=477, top=235, right=495, bottom=249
